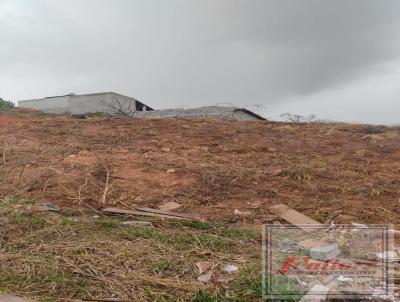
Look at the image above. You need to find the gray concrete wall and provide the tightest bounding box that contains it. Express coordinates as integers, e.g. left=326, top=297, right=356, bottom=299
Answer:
left=19, top=93, right=139, bottom=115
left=18, top=95, right=71, bottom=114
left=69, top=93, right=137, bottom=115
left=131, top=106, right=263, bottom=121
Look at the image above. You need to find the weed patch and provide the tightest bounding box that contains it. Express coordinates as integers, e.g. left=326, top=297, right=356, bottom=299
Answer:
left=94, top=220, right=118, bottom=228
left=125, top=227, right=159, bottom=239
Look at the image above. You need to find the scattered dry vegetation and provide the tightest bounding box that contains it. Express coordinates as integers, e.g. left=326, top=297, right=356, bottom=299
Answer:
left=0, top=109, right=399, bottom=301
left=0, top=197, right=262, bottom=302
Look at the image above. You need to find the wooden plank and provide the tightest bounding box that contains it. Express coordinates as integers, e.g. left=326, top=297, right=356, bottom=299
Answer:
left=158, top=201, right=181, bottom=211
left=136, top=207, right=200, bottom=220
left=269, top=204, right=322, bottom=231
left=102, top=207, right=188, bottom=220
left=0, top=295, right=35, bottom=302
left=351, top=258, right=380, bottom=267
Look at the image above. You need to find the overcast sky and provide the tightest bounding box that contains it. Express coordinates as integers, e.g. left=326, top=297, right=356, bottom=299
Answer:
left=1, top=0, right=400, bottom=124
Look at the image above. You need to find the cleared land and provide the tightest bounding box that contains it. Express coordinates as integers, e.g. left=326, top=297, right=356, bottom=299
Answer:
left=0, top=109, right=399, bottom=301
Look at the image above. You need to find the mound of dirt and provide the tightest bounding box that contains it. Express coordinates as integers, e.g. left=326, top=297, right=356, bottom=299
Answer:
left=1, top=112, right=400, bottom=227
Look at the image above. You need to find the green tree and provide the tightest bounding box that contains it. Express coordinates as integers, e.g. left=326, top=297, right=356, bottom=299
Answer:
left=0, top=98, right=14, bottom=111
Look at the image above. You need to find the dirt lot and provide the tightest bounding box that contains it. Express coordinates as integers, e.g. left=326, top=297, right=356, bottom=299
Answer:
left=0, top=109, right=399, bottom=301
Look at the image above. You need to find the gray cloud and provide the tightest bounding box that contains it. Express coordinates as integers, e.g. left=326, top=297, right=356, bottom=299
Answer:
left=1, top=0, right=400, bottom=122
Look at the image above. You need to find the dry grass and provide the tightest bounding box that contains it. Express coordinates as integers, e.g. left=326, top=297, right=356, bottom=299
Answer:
left=0, top=198, right=262, bottom=302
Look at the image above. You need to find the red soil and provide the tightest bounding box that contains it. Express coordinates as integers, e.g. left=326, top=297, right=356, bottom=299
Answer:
left=1, top=110, right=400, bottom=229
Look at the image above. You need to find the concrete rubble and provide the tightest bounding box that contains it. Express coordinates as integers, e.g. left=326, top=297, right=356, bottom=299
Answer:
left=300, top=284, right=330, bottom=301
left=197, top=271, right=213, bottom=283
left=310, top=242, right=341, bottom=261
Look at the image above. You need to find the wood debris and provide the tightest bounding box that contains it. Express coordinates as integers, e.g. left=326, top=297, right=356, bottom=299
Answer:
left=269, top=204, right=322, bottom=231
left=158, top=201, right=181, bottom=211
left=31, top=201, right=60, bottom=212
left=234, top=209, right=251, bottom=216
left=351, top=222, right=368, bottom=228
left=136, top=207, right=200, bottom=220
left=195, top=261, right=214, bottom=274
left=82, top=298, right=128, bottom=302
left=102, top=207, right=200, bottom=221
left=0, top=295, right=35, bottom=302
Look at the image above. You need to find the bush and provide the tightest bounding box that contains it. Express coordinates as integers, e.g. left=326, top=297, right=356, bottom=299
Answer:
left=280, top=112, right=316, bottom=123
left=0, top=98, right=14, bottom=111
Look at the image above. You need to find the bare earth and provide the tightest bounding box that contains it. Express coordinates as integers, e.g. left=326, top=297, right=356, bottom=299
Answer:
left=0, top=109, right=399, bottom=301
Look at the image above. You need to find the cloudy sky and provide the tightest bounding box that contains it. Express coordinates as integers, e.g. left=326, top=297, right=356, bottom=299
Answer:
left=1, top=0, right=400, bottom=124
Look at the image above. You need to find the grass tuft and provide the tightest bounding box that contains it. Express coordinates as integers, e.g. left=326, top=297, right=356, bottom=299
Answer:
left=94, top=220, right=118, bottom=228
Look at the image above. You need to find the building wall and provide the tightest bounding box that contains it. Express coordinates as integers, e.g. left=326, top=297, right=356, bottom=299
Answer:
left=18, top=96, right=71, bottom=114
left=69, top=93, right=137, bottom=115
left=18, top=96, right=262, bottom=120
left=19, top=93, right=140, bottom=115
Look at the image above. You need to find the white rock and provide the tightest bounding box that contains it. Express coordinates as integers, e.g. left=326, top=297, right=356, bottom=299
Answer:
left=222, top=264, right=238, bottom=273
left=234, top=209, right=251, bottom=216
left=197, top=271, right=213, bottom=283
left=120, top=221, right=154, bottom=228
